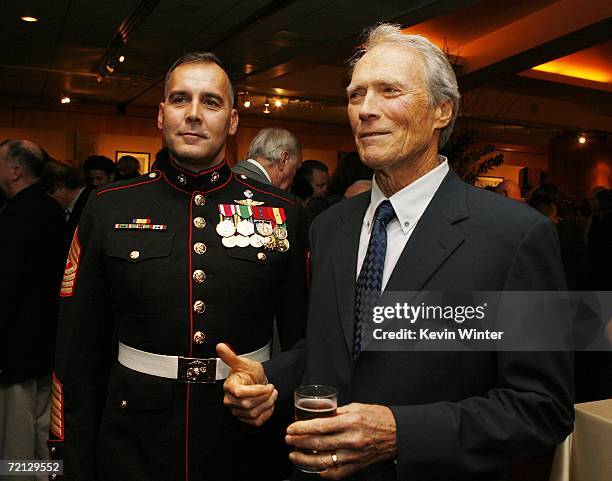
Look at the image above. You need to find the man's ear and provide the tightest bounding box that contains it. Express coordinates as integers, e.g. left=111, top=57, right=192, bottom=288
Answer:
left=10, top=163, right=22, bottom=181
left=278, top=151, right=289, bottom=171
left=157, top=102, right=164, bottom=130
left=433, top=100, right=453, bottom=130
left=228, top=109, right=239, bottom=136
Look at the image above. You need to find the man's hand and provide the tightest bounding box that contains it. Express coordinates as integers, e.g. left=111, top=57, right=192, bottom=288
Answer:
left=216, top=343, right=278, bottom=426
left=285, top=403, right=397, bottom=479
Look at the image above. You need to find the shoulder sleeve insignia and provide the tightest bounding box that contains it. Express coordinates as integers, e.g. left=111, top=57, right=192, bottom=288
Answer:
left=50, top=373, right=64, bottom=440
left=60, top=227, right=82, bottom=298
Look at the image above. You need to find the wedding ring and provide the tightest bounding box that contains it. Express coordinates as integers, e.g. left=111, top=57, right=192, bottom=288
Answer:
left=331, top=452, right=339, bottom=467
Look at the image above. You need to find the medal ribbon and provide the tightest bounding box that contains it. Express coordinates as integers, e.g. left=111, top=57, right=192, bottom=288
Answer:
left=218, top=204, right=235, bottom=217
left=236, top=204, right=253, bottom=219
left=272, top=208, right=286, bottom=225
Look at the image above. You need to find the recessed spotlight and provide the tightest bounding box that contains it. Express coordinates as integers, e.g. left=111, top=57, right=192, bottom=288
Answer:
left=118, top=55, right=125, bottom=63
left=20, top=16, right=38, bottom=22
left=60, top=95, right=71, bottom=104
left=578, top=135, right=586, bottom=144
left=274, top=99, right=282, bottom=108
left=243, top=100, right=251, bottom=108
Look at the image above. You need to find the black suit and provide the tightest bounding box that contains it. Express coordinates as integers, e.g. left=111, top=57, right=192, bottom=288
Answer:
left=66, top=184, right=94, bottom=243
left=0, top=183, right=67, bottom=384
left=232, top=159, right=271, bottom=184
left=266, top=169, right=574, bottom=480
left=50, top=158, right=308, bottom=480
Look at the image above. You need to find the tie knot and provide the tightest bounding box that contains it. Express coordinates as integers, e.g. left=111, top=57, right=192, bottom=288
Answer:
left=373, top=200, right=396, bottom=226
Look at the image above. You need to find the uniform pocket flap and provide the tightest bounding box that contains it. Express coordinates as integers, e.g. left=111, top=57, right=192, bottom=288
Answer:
left=105, top=233, right=174, bottom=262
left=225, top=246, right=286, bottom=264
left=108, top=363, right=174, bottom=413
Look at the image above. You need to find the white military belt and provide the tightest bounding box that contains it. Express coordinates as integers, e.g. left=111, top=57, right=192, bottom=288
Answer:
left=118, top=340, right=271, bottom=384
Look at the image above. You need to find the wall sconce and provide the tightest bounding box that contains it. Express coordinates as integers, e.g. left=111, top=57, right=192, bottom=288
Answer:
left=263, top=98, right=270, bottom=114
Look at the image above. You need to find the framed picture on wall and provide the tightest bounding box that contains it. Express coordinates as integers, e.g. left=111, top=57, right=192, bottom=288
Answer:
left=115, top=151, right=151, bottom=173
left=475, top=176, right=504, bottom=188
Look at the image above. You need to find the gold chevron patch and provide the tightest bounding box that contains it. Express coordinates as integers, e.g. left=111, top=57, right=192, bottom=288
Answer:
left=60, top=227, right=81, bottom=298
left=50, top=373, right=64, bottom=440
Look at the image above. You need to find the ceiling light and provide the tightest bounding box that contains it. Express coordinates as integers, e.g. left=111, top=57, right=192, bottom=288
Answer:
left=60, top=95, right=71, bottom=104
left=118, top=55, right=125, bottom=63
left=578, top=135, right=586, bottom=144
left=243, top=100, right=251, bottom=108
left=20, top=16, right=38, bottom=22
left=274, top=99, right=282, bottom=108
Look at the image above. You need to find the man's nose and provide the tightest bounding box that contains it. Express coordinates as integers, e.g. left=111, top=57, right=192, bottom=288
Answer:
left=186, top=101, right=203, bottom=122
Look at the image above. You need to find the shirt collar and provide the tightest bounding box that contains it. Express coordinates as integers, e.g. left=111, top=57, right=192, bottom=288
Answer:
left=160, top=155, right=232, bottom=194
left=365, top=156, right=449, bottom=234
left=246, top=158, right=272, bottom=183
left=66, top=186, right=85, bottom=215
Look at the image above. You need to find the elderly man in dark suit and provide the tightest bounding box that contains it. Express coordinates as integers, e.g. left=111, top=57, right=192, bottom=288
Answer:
left=219, top=24, right=573, bottom=481
left=0, top=139, right=67, bottom=471
left=233, top=128, right=302, bottom=190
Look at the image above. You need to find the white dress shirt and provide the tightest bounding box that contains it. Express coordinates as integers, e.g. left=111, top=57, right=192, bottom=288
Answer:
left=245, top=158, right=272, bottom=183
left=356, top=157, right=449, bottom=290
left=65, top=186, right=85, bottom=221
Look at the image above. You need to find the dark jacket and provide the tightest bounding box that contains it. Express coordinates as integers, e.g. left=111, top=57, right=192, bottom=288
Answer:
left=50, top=157, right=308, bottom=480
left=0, top=183, right=67, bottom=384
left=266, top=169, right=574, bottom=481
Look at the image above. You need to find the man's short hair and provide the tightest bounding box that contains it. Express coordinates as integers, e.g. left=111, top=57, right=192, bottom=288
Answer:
left=83, top=155, right=116, bottom=175
left=164, top=52, right=236, bottom=107
left=298, top=159, right=329, bottom=182
left=117, top=155, right=140, bottom=174
left=246, top=128, right=301, bottom=164
left=40, top=160, right=85, bottom=193
left=0, top=139, right=45, bottom=178
left=348, top=23, right=460, bottom=148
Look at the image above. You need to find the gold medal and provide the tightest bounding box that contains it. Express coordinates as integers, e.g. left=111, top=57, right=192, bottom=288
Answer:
left=264, top=236, right=277, bottom=250
left=273, top=225, right=288, bottom=240
left=276, top=238, right=290, bottom=252
left=222, top=236, right=238, bottom=248
left=256, top=221, right=273, bottom=236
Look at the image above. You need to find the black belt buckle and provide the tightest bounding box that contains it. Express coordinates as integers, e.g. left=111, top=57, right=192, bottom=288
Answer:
left=177, top=357, right=216, bottom=383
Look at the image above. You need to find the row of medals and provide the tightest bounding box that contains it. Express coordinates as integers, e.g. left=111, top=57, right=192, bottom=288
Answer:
left=216, top=216, right=289, bottom=252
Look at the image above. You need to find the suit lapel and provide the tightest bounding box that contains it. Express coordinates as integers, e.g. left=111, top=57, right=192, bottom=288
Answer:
left=332, top=194, right=370, bottom=353
left=386, top=170, right=469, bottom=292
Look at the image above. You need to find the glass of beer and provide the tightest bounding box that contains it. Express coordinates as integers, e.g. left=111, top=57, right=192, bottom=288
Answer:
left=293, top=385, right=338, bottom=474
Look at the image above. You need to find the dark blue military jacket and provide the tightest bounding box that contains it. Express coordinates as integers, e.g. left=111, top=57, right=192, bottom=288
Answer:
left=49, top=157, right=308, bottom=480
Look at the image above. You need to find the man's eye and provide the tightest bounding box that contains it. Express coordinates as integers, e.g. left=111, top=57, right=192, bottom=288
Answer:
left=383, top=86, right=398, bottom=93
left=172, top=96, right=187, bottom=104
left=204, top=98, right=220, bottom=107
left=348, top=91, right=363, bottom=100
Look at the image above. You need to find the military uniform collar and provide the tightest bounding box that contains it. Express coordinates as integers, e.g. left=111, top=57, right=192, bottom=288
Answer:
left=161, top=155, right=232, bottom=194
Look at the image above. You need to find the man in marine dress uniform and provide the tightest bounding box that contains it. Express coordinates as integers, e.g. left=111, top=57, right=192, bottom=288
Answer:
left=49, top=52, right=307, bottom=480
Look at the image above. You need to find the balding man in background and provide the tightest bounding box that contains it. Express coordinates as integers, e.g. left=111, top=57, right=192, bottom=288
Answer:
left=233, top=128, right=302, bottom=190
left=0, top=139, right=67, bottom=477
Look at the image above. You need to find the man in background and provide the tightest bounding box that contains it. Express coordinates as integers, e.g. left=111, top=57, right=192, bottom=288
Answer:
left=0, top=139, right=66, bottom=478
left=495, top=179, right=522, bottom=201
left=297, top=159, right=329, bottom=200
left=41, top=159, right=93, bottom=245
left=82, top=154, right=115, bottom=188
left=233, top=128, right=302, bottom=190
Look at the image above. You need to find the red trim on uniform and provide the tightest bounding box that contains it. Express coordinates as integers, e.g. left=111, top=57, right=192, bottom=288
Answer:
left=163, top=172, right=192, bottom=195
left=185, top=193, right=195, bottom=481
left=162, top=171, right=232, bottom=196
left=234, top=174, right=296, bottom=204
left=171, top=158, right=227, bottom=177
left=96, top=173, right=161, bottom=196
left=306, top=249, right=311, bottom=289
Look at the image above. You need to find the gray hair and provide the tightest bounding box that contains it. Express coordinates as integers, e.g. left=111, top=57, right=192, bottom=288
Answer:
left=349, top=23, right=460, bottom=148
left=246, top=128, right=301, bottom=164
left=0, top=139, right=45, bottom=178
